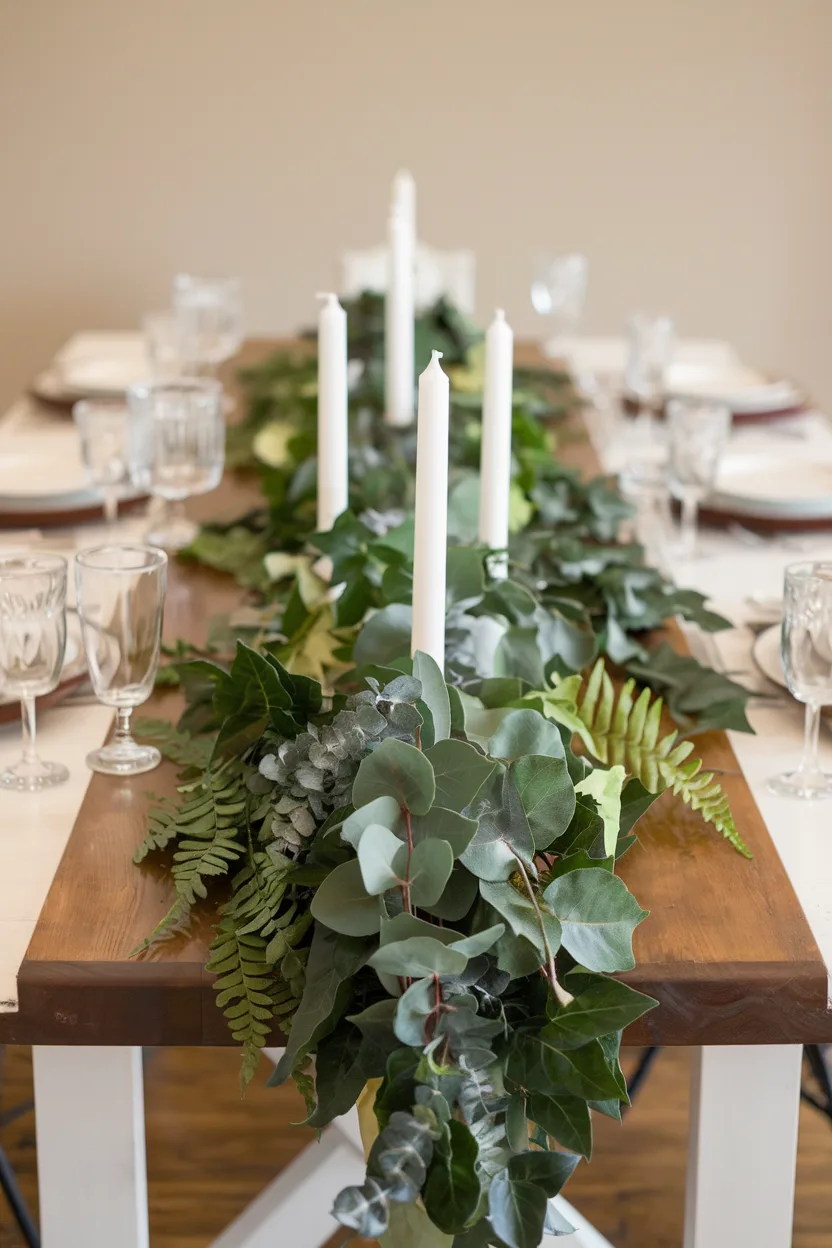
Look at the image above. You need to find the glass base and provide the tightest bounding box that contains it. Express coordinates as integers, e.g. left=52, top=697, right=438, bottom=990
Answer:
left=767, top=769, right=832, bottom=800
left=1, top=758, right=70, bottom=791
left=146, top=514, right=198, bottom=552
left=86, top=742, right=161, bottom=776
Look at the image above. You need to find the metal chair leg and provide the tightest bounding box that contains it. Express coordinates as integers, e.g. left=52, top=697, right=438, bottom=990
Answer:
left=624, top=1045, right=659, bottom=1112
left=0, top=1142, right=40, bottom=1248
left=803, top=1044, right=832, bottom=1125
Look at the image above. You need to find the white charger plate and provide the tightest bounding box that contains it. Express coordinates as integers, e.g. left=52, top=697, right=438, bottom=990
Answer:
left=708, top=451, right=832, bottom=520
left=752, top=624, right=787, bottom=689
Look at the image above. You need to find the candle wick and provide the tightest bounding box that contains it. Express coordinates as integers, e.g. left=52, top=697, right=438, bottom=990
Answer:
left=316, top=292, right=338, bottom=306
left=431, top=350, right=444, bottom=363
left=494, top=308, right=505, bottom=321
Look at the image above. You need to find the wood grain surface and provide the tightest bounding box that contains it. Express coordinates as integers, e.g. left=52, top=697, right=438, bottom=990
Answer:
left=3, top=339, right=830, bottom=1047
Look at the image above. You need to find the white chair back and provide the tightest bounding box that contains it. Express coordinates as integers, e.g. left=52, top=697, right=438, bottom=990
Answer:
left=341, top=243, right=476, bottom=315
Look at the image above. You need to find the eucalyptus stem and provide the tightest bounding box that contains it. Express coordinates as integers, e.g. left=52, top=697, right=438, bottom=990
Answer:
left=511, top=853, right=573, bottom=1009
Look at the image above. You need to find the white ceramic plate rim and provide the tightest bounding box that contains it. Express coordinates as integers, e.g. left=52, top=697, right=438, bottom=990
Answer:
left=708, top=452, right=832, bottom=519
left=752, top=624, right=787, bottom=689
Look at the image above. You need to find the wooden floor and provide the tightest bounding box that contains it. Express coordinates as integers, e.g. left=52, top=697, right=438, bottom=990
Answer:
left=1, top=1045, right=830, bottom=1246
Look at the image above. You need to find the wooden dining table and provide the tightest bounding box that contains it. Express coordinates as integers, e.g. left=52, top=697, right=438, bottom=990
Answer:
left=1, top=339, right=830, bottom=1248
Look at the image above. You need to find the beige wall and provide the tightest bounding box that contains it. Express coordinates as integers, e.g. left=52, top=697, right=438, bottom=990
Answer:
left=1, top=0, right=830, bottom=409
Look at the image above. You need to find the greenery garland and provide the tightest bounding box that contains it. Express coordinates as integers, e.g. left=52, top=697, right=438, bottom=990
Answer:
left=133, top=294, right=754, bottom=1248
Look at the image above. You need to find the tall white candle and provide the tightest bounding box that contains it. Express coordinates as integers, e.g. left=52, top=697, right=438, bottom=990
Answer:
left=391, top=169, right=417, bottom=254
left=411, top=350, right=450, bottom=664
left=384, top=207, right=415, bottom=427
left=478, top=308, right=515, bottom=577
left=316, top=292, right=348, bottom=532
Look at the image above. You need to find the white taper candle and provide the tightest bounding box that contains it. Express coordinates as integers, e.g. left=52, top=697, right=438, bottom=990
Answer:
left=316, top=292, right=348, bottom=532
left=411, top=350, right=450, bottom=665
left=391, top=169, right=417, bottom=254
left=478, top=308, right=515, bottom=577
left=384, top=207, right=415, bottom=427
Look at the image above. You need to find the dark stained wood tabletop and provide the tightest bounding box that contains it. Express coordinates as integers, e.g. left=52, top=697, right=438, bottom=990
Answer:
left=4, top=340, right=830, bottom=1048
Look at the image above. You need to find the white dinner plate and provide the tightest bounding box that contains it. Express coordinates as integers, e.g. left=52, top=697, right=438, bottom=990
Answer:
left=0, top=434, right=144, bottom=518
left=752, top=624, right=787, bottom=690
left=708, top=451, right=832, bottom=520
left=666, top=363, right=804, bottom=414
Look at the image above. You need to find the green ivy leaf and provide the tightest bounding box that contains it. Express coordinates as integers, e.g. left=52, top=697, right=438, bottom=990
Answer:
left=548, top=975, right=657, bottom=1047
left=353, top=738, right=436, bottom=816
left=508, top=1149, right=580, bottom=1198
left=480, top=880, right=561, bottom=967
left=423, top=1119, right=481, bottom=1234
left=526, top=1091, right=592, bottom=1159
left=269, top=926, right=367, bottom=1085
left=542, top=868, right=648, bottom=972
left=487, top=1171, right=548, bottom=1248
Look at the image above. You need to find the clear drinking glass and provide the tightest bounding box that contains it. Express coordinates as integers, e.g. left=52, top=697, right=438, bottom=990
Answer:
left=625, top=313, right=675, bottom=411
left=143, top=310, right=187, bottom=382
left=769, top=562, right=832, bottom=800
left=530, top=253, right=588, bottom=354
left=172, top=274, right=243, bottom=375
left=72, top=400, right=131, bottom=529
left=75, top=545, right=167, bottom=775
left=0, top=555, right=69, bottom=790
left=126, top=377, right=225, bottom=551
left=667, top=398, right=731, bottom=559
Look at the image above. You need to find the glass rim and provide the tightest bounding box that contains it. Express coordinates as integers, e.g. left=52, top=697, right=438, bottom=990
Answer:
left=75, top=544, right=168, bottom=573
left=126, top=376, right=222, bottom=402
left=72, top=398, right=129, bottom=420
left=173, top=272, right=241, bottom=290
left=784, top=559, right=832, bottom=583
left=665, top=396, right=732, bottom=417
left=0, top=552, right=68, bottom=578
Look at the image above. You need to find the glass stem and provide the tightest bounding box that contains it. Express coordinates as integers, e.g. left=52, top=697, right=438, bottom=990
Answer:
left=114, top=706, right=134, bottom=747
left=680, top=491, right=699, bottom=559
left=799, top=702, right=821, bottom=778
left=103, top=487, right=119, bottom=530
left=21, top=694, right=38, bottom=767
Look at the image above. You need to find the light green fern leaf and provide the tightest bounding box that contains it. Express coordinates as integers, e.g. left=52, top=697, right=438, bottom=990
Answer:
left=575, top=659, right=751, bottom=858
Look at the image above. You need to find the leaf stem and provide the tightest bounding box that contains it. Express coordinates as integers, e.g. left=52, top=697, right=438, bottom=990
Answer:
left=401, top=807, right=414, bottom=915
left=511, top=852, right=573, bottom=1008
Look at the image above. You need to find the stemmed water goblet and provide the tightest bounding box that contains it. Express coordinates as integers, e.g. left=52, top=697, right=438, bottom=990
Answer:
left=73, top=400, right=131, bottom=531
left=172, top=274, right=243, bottom=376
left=74, top=545, right=167, bottom=775
left=126, top=377, right=225, bottom=551
left=0, top=554, right=69, bottom=790
left=769, top=562, right=832, bottom=800
left=530, top=253, right=588, bottom=356
left=667, top=398, right=731, bottom=559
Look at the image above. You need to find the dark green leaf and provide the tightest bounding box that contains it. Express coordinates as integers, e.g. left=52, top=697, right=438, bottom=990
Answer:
left=526, top=1091, right=592, bottom=1158
left=508, top=1149, right=580, bottom=1197
left=424, top=1120, right=481, bottom=1234
left=487, top=1171, right=547, bottom=1248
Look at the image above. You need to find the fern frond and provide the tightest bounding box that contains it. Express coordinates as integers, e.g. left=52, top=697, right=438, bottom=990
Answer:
left=207, top=914, right=307, bottom=1090
left=576, top=659, right=751, bottom=858
left=169, top=769, right=248, bottom=904
left=133, top=717, right=214, bottom=771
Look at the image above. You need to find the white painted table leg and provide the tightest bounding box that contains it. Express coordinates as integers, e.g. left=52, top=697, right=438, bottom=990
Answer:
left=33, top=1046, right=149, bottom=1248
left=684, top=1044, right=802, bottom=1248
